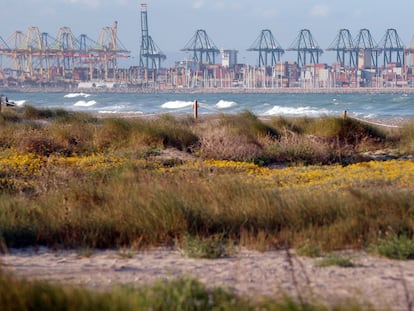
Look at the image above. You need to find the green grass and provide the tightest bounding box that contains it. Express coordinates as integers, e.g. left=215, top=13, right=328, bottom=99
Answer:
left=370, top=231, right=414, bottom=260
left=0, top=273, right=372, bottom=311
left=1, top=167, right=414, bottom=251
left=295, top=240, right=322, bottom=258
left=177, top=234, right=232, bottom=259
left=0, top=108, right=408, bottom=310
left=315, top=254, right=356, bottom=268
left=0, top=108, right=414, bottom=252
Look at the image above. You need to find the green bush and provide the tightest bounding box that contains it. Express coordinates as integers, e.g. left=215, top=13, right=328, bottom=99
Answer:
left=370, top=232, right=414, bottom=260
left=316, top=254, right=355, bottom=268
left=177, top=234, right=231, bottom=259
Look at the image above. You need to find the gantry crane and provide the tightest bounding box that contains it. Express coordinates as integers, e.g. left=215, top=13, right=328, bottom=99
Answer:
left=139, top=3, right=166, bottom=70
left=181, top=29, right=220, bottom=65
left=326, top=29, right=357, bottom=68
left=247, top=29, right=284, bottom=67
left=378, top=28, right=405, bottom=67
left=0, top=22, right=129, bottom=82
left=354, top=28, right=381, bottom=71
left=287, top=29, right=323, bottom=67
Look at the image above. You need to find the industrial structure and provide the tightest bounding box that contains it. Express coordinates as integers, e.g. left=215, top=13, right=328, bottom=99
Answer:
left=247, top=29, right=284, bottom=67
left=139, top=3, right=166, bottom=70
left=327, top=29, right=357, bottom=68
left=287, top=29, right=323, bottom=67
left=354, top=28, right=381, bottom=70
left=181, top=29, right=220, bottom=65
left=379, top=28, right=405, bottom=67
left=0, top=22, right=130, bottom=86
left=2, top=3, right=414, bottom=90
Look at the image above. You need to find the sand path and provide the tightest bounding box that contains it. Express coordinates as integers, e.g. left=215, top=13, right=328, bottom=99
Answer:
left=1, top=247, right=414, bottom=310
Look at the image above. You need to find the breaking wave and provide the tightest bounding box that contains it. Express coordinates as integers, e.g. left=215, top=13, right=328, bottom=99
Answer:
left=264, top=105, right=333, bottom=117
left=13, top=100, right=26, bottom=106
left=98, top=110, right=144, bottom=115
left=161, top=101, right=194, bottom=109
left=64, top=93, right=91, bottom=98
left=216, top=100, right=237, bottom=109
left=74, top=100, right=97, bottom=107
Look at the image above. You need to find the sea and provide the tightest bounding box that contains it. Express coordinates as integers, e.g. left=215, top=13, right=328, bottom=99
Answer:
left=3, top=90, right=414, bottom=122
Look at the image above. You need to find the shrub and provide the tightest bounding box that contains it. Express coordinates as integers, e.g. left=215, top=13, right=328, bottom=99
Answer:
left=93, top=115, right=198, bottom=152
left=177, top=234, right=231, bottom=259
left=23, top=105, right=69, bottom=120
left=47, top=123, right=97, bottom=155
left=266, top=130, right=336, bottom=165
left=266, top=116, right=311, bottom=135
left=16, top=129, right=63, bottom=156
left=303, top=117, right=386, bottom=147
left=152, top=114, right=199, bottom=150
left=196, top=111, right=278, bottom=161
left=370, top=231, right=414, bottom=260
left=198, top=126, right=265, bottom=161
left=400, top=120, right=414, bottom=154
left=296, top=239, right=322, bottom=258
left=315, top=253, right=355, bottom=268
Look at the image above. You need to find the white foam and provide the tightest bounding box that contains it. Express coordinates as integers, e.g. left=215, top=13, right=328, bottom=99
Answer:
left=161, top=101, right=194, bottom=109
left=98, top=111, right=144, bottom=114
left=264, top=105, right=332, bottom=117
left=13, top=100, right=26, bottom=106
left=64, top=93, right=91, bottom=98
left=364, top=113, right=378, bottom=119
left=216, top=100, right=237, bottom=109
left=74, top=100, right=97, bottom=107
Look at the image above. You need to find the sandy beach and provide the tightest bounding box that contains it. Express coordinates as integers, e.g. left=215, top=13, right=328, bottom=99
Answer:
left=1, top=247, right=414, bottom=310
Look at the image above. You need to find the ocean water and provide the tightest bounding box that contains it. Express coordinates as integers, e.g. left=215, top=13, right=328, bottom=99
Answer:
left=3, top=91, right=414, bottom=121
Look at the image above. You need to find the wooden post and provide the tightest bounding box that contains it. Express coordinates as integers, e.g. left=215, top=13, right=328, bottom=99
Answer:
left=193, top=100, right=198, bottom=120
left=343, top=110, right=347, bottom=119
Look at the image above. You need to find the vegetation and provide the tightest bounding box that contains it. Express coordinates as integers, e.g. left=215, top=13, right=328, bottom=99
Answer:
left=0, top=272, right=372, bottom=311
left=0, top=106, right=414, bottom=254
left=315, top=253, right=356, bottom=268
left=369, top=231, right=414, bottom=260
left=1, top=106, right=413, bottom=310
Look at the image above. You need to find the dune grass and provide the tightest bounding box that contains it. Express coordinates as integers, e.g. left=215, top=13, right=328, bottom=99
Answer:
left=1, top=106, right=412, bottom=310
left=0, top=106, right=413, bottom=255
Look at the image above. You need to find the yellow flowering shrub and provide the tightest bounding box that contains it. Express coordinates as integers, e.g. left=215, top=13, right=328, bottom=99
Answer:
left=162, top=159, right=414, bottom=191
left=1, top=146, right=414, bottom=194
left=0, top=149, right=127, bottom=192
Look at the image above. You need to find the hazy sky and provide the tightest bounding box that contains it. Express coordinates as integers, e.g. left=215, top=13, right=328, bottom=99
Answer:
left=2, top=0, right=414, bottom=66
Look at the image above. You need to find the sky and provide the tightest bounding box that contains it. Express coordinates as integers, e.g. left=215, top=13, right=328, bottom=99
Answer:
left=2, top=0, right=414, bottom=67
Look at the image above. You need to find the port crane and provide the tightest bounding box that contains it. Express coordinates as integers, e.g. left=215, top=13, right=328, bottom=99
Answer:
left=326, top=29, right=357, bottom=68
left=247, top=29, right=284, bottom=67
left=181, top=29, right=220, bottom=65
left=287, top=29, right=323, bottom=67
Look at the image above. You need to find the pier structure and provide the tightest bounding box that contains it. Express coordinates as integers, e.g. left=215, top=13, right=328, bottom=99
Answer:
left=247, top=29, right=284, bottom=67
